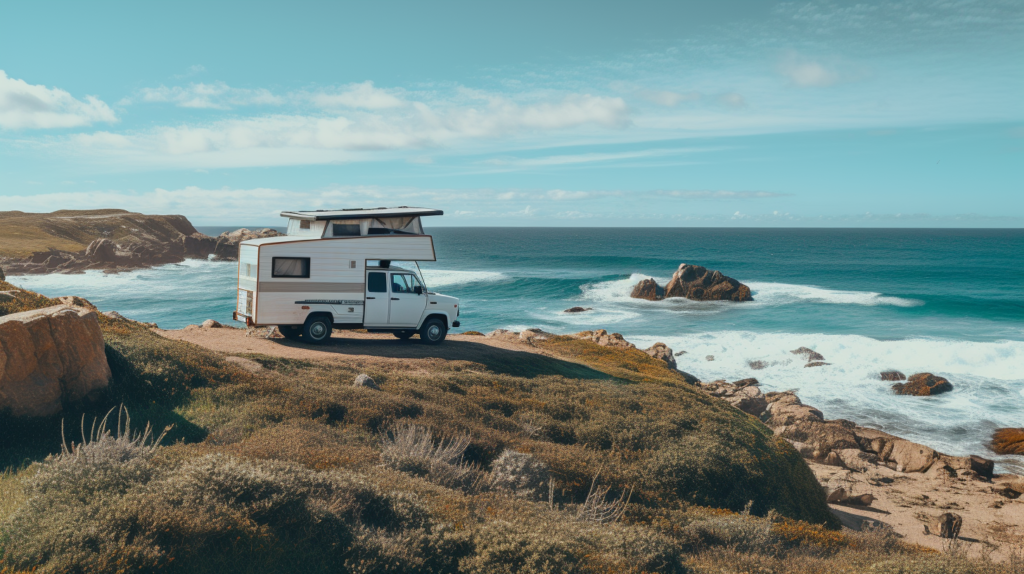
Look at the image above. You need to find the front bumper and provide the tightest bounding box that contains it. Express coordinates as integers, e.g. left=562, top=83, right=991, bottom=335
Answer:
left=452, top=320, right=461, bottom=328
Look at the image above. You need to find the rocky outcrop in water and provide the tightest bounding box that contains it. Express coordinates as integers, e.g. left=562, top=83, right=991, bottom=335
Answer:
left=0, top=210, right=281, bottom=275
left=991, top=428, right=1024, bottom=455
left=0, top=304, right=111, bottom=417
left=892, top=373, right=953, bottom=396
left=629, top=264, right=752, bottom=302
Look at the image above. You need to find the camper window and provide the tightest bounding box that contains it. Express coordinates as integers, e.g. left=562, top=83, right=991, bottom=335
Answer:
left=272, top=257, right=310, bottom=278
left=367, top=272, right=387, bottom=293
left=332, top=223, right=360, bottom=236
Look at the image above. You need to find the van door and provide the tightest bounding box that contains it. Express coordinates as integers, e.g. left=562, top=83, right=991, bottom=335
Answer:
left=364, top=271, right=389, bottom=325
left=387, top=272, right=427, bottom=327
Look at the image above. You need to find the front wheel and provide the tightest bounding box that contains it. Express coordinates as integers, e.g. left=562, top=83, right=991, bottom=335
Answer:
left=419, top=318, right=447, bottom=345
left=302, top=315, right=333, bottom=344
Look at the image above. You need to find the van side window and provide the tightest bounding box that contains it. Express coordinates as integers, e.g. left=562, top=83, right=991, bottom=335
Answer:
left=391, top=274, right=413, bottom=294
left=272, top=257, right=310, bottom=278
left=333, top=223, right=360, bottom=236
left=367, top=272, right=387, bottom=293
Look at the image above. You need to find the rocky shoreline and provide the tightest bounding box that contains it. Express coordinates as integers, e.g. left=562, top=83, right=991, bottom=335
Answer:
left=483, top=326, right=1024, bottom=556
left=0, top=209, right=280, bottom=275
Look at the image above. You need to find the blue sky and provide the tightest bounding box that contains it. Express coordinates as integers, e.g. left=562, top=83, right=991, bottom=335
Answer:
left=1, top=0, right=1021, bottom=226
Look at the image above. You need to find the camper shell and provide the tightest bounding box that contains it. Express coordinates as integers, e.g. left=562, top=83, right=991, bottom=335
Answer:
left=233, top=207, right=460, bottom=344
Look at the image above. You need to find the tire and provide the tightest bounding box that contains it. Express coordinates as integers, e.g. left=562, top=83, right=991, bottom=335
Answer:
left=280, top=325, right=303, bottom=341
left=302, top=315, right=333, bottom=344
left=394, top=330, right=415, bottom=340
left=419, top=317, right=447, bottom=345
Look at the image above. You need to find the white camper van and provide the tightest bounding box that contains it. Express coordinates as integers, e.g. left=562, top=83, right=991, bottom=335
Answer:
left=232, top=207, right=461, bottom=344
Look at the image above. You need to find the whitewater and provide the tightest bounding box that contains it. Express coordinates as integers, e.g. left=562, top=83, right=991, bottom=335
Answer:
left=9, top=227, right=1024, bottom=471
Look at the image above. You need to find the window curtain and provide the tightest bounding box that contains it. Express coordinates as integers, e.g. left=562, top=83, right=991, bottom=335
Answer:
left=368, top=217, right=423, bottom=234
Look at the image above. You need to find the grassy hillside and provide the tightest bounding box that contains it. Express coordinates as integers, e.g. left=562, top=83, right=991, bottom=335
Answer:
left=0, top=282, right=1004, bottom=573
left=0, top=209, right=200, bottom=259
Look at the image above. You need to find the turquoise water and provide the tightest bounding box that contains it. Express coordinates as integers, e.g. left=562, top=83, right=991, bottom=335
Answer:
left=10, top=228, right=1024, bottom=471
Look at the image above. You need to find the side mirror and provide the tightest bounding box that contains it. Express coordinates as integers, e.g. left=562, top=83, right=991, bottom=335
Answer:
left=414, top=286, right=423, bottom=295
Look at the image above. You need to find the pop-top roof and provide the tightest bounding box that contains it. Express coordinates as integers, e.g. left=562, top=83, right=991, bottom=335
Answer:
left=280, top=207, right=444, bottom=221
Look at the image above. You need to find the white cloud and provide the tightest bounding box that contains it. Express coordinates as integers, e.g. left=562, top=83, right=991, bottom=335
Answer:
left=547, top=189, right=590, bottom=200
left=129, top=82, right=284, bottom=109
left=778, top=52, right=843, bottom=87
left=638, top=90, right=702, bottom=107
left=69, top=93, right=631, bottom=168
left=0, top=70, right=116, bottom=129
left=658, top=190, right=789, bottom=199
left=311, top=81, right=404, bottom=109
left=716, top=93, right=746, bottom=107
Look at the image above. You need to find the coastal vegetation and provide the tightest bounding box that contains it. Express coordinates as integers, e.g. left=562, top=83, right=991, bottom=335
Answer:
left=0, top=281, right=1016, bottom=573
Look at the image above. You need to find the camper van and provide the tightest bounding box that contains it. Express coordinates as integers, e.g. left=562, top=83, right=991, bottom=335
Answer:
left=232, top=207, right=461, bottom=344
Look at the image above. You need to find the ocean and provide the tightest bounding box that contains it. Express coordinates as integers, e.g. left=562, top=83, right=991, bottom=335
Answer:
left=10, top=227, right=1024, bottom=472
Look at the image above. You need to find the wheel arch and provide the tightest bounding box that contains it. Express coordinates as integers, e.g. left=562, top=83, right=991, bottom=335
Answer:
left=420, top=312, right=451, bottom=329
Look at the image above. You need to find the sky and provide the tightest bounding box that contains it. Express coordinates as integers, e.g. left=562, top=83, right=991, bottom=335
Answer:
left=0, top=0, right=1021, bottom=227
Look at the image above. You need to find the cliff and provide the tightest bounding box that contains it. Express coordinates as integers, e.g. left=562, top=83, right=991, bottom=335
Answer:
left=0, top=210, right=279, bottom=274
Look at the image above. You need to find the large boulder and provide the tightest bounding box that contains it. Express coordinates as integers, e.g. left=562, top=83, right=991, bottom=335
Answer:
left=579, top=329, right=635, bottom=349
left=630, top=278, right=663, bottom=301
left=892, top=373, right=953, bottom=396
left=663, top=264, right=753, bottom=302
left=628, top=264, right=752, bottom=302
left=886, top=439, right=937, bottom=473
left=0, top=305, right=111, bottom=417
left=643, top=342, right=677, bottom=369
left=699, top=379, right=768, bottom=416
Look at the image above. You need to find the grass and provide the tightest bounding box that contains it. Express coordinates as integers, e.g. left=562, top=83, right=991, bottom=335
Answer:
left=0, top=284, right=1009, bottom=572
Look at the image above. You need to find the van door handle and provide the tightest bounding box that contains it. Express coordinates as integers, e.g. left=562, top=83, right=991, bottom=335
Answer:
left=391, top=297, right=400, bottom=300
left=366, top=297, right=375, bottom=300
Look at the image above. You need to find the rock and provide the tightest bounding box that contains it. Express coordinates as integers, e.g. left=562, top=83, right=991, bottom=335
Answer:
left=643, top=342, right=677, bottom=369
left=662, top=264, right=753, bottom=302
left=879, top=370, right=907, bottom=381
left=563, top=307, right=592, bottom=313
left=213, top=228, right=283, bottom=260
left=84, top=238, right=117, bottom=262
left=826, top=485, right=848, bottom=503
left=677, top=370, right=700, bottom=384
left=940, top=454, right=995, bottom=480
left=629, top=278, right=663, bottom=301
left=486, top=329, right=512, bottom=338
left=791, top=347, right=825, bottom=362
left=847, top=493, right=875, bottom=506
left=0, top=266, right=5, bottom=281
left=201, top=319, right=222, bottom=329
left=925, top=513, right=963, bottom=539
left=837, top=448, right=879, bottom=472
left=0, top=305, right=111, bottom=417
left=748, top=360, right=768, bottom=370
left=775, top=420, right=859, bottom=458
left=583, top=329, right=635, bottom=349
left=761, top=393, right=826, bottom=426
left=705, top=355, right=714, bottom=361
left=824, top=451, right=843, bottom=467
left=733, top=378, right=759, bottom=388
left=887, top=439, right=937, bottom=473
left=674, top=350, right=687, bottom=356
left=991, top=428, right=1024, bottom=455
left=520, top=328, right=555, bottom=342
left=804, top=361, right=830, bottom=368
left=353, top=374, right=379, bottom=390
left=892, top=373, right=953, bottom=396
left=57, top=296, right=96, bottom=309
left=728, top=386, right=767, bottom=416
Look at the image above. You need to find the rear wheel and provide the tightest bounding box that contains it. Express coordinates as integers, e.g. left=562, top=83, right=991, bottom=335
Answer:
left=419, top=318, right=447, bottom=345
left=394, top=330, right=416, bottom=340
left=302, top=315, right=333, bottom=344
left=280, top=325, right=302, bottom=341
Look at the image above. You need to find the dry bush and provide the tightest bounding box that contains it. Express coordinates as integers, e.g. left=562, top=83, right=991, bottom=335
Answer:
left=489, top=450, right=550, bottom=500
left=380, top=422, right=481, bottom=491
